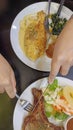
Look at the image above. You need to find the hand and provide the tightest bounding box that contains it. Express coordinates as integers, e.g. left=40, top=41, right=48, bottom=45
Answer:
left=0, top=54, right=16, bottom=98
left=49, top=18, right=73, bottom=83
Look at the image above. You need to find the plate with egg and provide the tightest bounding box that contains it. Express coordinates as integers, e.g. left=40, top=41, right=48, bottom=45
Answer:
left=10, top=2, right=73, bottom=71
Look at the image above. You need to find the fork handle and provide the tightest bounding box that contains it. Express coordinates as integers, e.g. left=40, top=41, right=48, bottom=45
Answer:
left=48, top=0, right=51, bottom=14
left=57, top=0, right=65, bottom=16
left=15, top=93, right=20, bottom=99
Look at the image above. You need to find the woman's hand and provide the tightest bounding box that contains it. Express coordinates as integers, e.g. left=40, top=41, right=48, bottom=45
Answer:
left=49, top=18, right=73, bottom=83
left=0, top=54, right=16, bottom=98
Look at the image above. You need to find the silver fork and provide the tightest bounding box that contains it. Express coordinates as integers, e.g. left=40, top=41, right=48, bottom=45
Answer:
left=51, top=0, right=65, bottom=34
left=44, top=0, right=51, bottom=33
left=15, top=93, right=33, bottom=112
left=57, top=0, right=65, bottom=16
left=44, top=0, right=65, bottom=33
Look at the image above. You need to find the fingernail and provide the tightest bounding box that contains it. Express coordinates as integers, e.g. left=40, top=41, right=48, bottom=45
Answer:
left=10, top=93, right=15, bottom=98
left=10, top=89, right=16, bottom=98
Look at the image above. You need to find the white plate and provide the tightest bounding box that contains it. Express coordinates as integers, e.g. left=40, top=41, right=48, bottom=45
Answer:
left=13, top=76, right=73, bottom=130
left=10, top=2, right=73, bottom=72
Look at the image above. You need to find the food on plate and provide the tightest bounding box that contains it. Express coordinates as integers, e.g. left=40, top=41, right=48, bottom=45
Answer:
left=46, top=13, right=67, bottom=58
left=19, top=11, right=47, bottom=61
left=67, top=117, right=73, bottom=130
left=19, top=10, right=67, bottom=61
left=49, top=13, right=67, bottom=35
left=42, top=79, right=73, bottom=126
left=46, top=35, right=57, bottom=58
left=22, top=79, right=73, bottom=130
left=63, top=86, right=73, bottom=109
left=22, top=88, right=64, bottom=130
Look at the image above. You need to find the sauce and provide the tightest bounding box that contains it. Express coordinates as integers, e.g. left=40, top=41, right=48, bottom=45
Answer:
left=46, top=42, right=56, bottom=58
left=46, top=35, right=57, bottom=58
left=67, top=118, right=73, bottom=130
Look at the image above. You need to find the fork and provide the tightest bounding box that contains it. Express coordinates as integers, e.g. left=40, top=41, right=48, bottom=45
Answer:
left=51, top=0, right=65, bottom=34
left=15, top=93, right=33, bottom=112
left=44, top=0, right=51, bottom=33
left=44, top=0, right=65, bottom=33
left=56, top=0, right=65, bottom=16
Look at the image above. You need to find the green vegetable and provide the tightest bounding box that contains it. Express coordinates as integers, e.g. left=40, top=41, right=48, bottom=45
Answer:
left=49, top=13, right=67, bottom=35
left=45, top=102, right=54, bottom=117
left=45, top=103, right=53, bottom=112
left=43, top=79, right=69, bottom=122
left=49, top=79, right=58, bottom=91
left=43, top=86, right=50, bottom=96
left=54, top=112, right=68, bottom=120
left=45, top=111, right=51, bottom=117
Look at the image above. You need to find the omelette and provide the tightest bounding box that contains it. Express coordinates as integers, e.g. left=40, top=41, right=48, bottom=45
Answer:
left=19, top=11, right=47, bottom=61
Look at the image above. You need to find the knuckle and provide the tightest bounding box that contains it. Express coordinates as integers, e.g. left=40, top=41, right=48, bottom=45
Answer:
left=6, top=86, right=12, bottom=92
left=4, top=78, right=10, bottom=86
left=61, top=70, right=68, bottom=76
left=60, top=66, right=69, bottom=76
left=56, top=55, right=64, bottom=63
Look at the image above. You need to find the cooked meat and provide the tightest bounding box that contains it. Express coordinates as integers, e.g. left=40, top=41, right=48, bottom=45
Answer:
left=22, top=88, right=64, bottom=130
left=23, top=11, right=47, bottom=61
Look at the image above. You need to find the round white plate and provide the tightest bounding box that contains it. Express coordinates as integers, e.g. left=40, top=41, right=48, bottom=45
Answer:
left=10, top=2, right=73, bottom=72
left=13, top=76, right=73, bottom=130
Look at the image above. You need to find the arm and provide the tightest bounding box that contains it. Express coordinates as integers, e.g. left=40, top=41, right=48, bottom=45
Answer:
left=0, top=54, right=16, bottom=98
left=49, top=18, right=73, bottom=83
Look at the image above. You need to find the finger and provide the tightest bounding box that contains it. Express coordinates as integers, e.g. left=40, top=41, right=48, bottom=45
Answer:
left=5, top=74, right=16, bottom=98
left=60, top=62, right=71, bottom=75
left=5, top=84, right=15, bottom=98
left=49, top=62, right=61, bottom=84
left=5, top=71, right=16, bottom=98
left=4, top=71, right=16, bottom=98
left=10, top=71, right=16, bottom=94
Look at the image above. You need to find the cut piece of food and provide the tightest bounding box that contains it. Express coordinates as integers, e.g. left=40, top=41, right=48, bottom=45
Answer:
left=63, top=86, right=73, bottom=108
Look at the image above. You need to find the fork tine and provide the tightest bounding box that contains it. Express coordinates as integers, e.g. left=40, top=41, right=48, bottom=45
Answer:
left=24, top=107, right=32, bottom=112
left=24, top=104, right=33, bottom=112
left=15, top=93, right=33, bottom=112
left=22, top=102, right=33, bottom=109
left=20, top=100, right=33, bottom=112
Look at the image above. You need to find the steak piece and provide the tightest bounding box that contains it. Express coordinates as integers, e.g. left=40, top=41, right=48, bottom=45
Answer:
left=22, top=88, right=64, bottom=130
